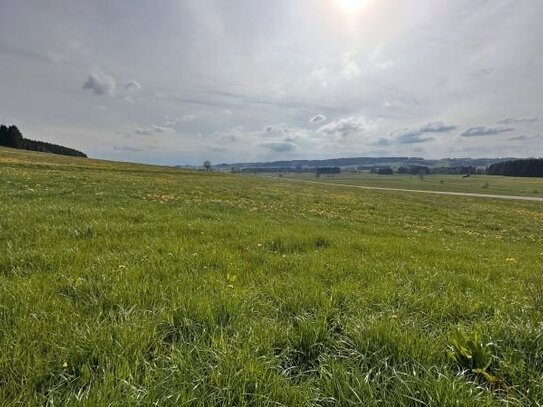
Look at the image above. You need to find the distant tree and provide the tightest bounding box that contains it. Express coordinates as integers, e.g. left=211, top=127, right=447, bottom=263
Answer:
left=487, top=159, right=543, bottom=177
left=204, top=160, right=211, bottom=171
left=316, top=167, right=341, bottom=176
left=407, top=165, right=429, bottom=176
left=0, top=123, right=86, bottom=157
left=0, top=125, right=8, bottom=146
left=377, top=167, right=393, bottom=175
left=1, top=125, right=24, bottom=148
left=418, top=168, right=426, bottom=181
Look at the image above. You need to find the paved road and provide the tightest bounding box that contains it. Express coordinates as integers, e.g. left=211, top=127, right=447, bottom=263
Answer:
left=281, top=178, right=543, bottom=203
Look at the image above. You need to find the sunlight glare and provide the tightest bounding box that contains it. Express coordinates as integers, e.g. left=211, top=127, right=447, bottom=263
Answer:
left=335, top=0, right=371, bottom=14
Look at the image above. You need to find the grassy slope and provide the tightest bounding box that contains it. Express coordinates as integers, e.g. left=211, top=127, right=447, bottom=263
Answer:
left=274, top=172, right=543, bottom=197
left=1, top=147, right=543, bottom=406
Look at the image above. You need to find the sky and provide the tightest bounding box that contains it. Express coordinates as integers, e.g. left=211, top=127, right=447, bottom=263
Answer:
left=0, top=0, right=542, bottom=165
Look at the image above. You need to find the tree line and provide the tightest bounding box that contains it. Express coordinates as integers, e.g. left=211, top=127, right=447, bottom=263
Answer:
left=0, top=124, right=87, bottom=157
left=487, top=159, right=543, bottom=177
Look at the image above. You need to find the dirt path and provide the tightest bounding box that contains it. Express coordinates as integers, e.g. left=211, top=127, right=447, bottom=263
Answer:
left=281, top=178, right=543, bottom=202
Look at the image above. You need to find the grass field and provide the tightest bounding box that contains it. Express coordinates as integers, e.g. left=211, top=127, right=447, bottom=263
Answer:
left=272, top=172, right=543, bottom=197
left=1, top=147, right=543, bottom=406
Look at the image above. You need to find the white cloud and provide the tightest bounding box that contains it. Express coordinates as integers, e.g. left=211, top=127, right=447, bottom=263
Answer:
left=341, top=52, right=361, bottom=80
left=369, top=44, right=394, bottom=71
left=316, top=117, right=370, bottom=138
left=163, top=114, right=196, bottom=127
left=375, top=60, right=394, bottom=70
left=134, top=125, right=175, bottom=136
left=124, top=80, right=142, bottom=92
left=83, top=73, right=142, bottom=100
left=309, top=68, right=329, bottom=89
left=178, top=114, right=196, bottom=122
left=508, top=134, right=539, bottom=141
left=3, top=1, right=543, bottom=163
left=82, top=72, right=116, bottom=96
left=497, top=116, right=538, bottom=124
left=260, top=142, right=296, bottom=152
left=461, top=126, right=514, bottom=137
left=114, top=145, right=145, bottom=152
left=391, top=121, right=458, bottom=144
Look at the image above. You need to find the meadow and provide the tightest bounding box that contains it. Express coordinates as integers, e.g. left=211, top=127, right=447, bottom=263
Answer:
left=276, top=172, right=543, bottom=198
left=1, top=147, right=543, bottom=406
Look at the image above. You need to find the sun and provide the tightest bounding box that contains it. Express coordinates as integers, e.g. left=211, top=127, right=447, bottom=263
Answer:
left=335, top=0, right=371, bottom=14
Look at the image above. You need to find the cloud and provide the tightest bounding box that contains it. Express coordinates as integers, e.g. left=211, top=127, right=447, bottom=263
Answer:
left=83, top=73, right=141, bottom=98
left=217, top=133, right=238, bottom=143
left=316, top=117, right=369, bottom=138
left=497, top=116, right=538, bottom=124
left=260, top=142, right=296, bottom=152
left=461, top=126, right=514, bottom=137
left=368, top=44, right=394, bottom=71
left=264, top=125, right=290, bottom=134
left=342, top=52, right=361, bottom=80
left=508, top=134, right=539, bottom=141
left=162, top=115, right=196, bottom=127
left=310, top=68, right=328, bottom=89
left=417, top=122, right=458, bottom=133
left=396, top=133, right=435, bottom=144
left=134, top=125, right=175, bottom=136
left=369, top=137, right=392, bottom=146
left=309, top=114, right=326, bottom=123
left=82, top=72, right=116, bottom=96
left=124, top=80, right=142, bottom=92
left=391, top=121, right=457, bottom=144
left=210, top=125, right=308, bottom=156
left=0, top=43, right=52, bottom=63
left=178, top=114, right=196, bottom=122
left=113, top=145, right=145, bottom=152
left=375, top=60, right=394, bottom=70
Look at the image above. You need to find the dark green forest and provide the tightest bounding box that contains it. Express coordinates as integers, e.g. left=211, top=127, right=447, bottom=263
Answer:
left=487, top=159, right=543, bottom=177
left=0, top=124, right=87, bottom=158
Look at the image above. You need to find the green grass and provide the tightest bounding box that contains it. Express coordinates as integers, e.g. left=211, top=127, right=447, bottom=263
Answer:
left=274, top=172, right=543, bottom=197
left=1, top=146, right=543, bottom=406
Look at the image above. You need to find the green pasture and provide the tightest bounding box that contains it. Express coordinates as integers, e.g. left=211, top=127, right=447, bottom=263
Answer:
left=1, top=147, right=542, bottom=405
left=272, top=171, right=543, bottom=197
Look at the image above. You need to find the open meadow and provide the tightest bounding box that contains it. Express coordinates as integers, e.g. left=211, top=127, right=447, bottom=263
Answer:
left=269, top=172, right=543, bottom=198
left=1, top=147, right=543, bottom=406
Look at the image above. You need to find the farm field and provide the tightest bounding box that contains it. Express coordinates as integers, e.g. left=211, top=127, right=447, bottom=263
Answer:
left=1, top=147, right=543, bottom=406
left=272, top=172, right=543, bottom=198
